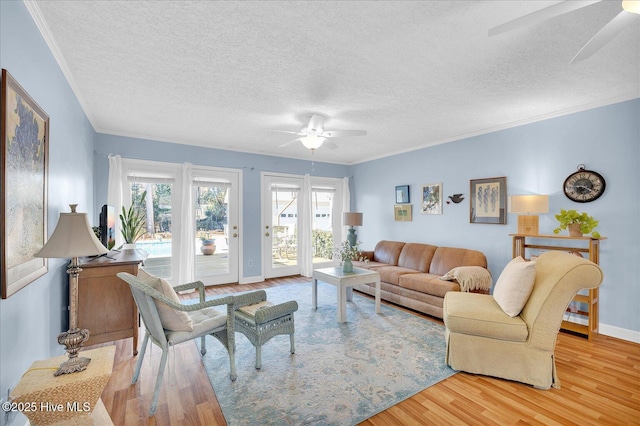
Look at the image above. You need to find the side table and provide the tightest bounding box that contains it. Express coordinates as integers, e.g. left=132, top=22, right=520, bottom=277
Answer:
left=10, top=346, right=115, bottom=425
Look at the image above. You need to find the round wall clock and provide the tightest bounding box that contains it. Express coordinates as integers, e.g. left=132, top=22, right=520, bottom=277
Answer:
left=563, top=165, right=606, bottom=203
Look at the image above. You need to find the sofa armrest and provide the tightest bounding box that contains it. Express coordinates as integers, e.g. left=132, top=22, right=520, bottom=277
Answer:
left=360, top=251, right=374, bottom=261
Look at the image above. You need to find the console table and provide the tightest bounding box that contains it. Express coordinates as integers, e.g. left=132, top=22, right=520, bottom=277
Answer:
left=510, top=234, right=605, bottom=340
left=78, top=249, right=147, bottom=355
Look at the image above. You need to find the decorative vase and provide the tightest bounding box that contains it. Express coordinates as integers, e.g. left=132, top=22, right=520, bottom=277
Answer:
left=568, top=224, right=583, bottom=237
left=122, top=243, right=137, bottom=250
left=342, top=259, right=353, bottom=273
left=200, top=241, right=216, bottom=255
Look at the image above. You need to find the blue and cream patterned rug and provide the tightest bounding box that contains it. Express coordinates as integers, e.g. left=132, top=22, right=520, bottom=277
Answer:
left=201, top=281, right=455, bottom=426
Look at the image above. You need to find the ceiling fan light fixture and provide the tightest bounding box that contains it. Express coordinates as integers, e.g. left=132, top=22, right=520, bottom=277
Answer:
left=622, top=0, right=640, bottom=14
left=300, top=134, right=325, bottom=150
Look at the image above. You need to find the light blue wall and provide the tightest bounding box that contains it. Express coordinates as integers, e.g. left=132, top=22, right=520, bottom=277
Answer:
left=351, top=99, right=640, bottom=336
left=93, top=135, right=350, bottom=278
left=0, top=1, right=96, bottom=423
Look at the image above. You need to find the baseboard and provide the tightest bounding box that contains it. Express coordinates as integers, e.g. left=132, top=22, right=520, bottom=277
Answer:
left=239, top=275, right=264, bottom=284
left=599, top=323, right=640, bottom=344
left=563, top=314, right=639, bottom=344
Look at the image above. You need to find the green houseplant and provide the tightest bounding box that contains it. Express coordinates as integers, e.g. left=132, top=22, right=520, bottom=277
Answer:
left=120, top=190, right=147, bottom=245
left=553, top=209, right=600, bottom=238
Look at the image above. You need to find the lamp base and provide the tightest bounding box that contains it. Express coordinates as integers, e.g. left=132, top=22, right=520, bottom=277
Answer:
left=347, top=227, right=357, bottom=247
left=517, top=215, right=539, bottom=235
left=54, top=328, right=91, bottom=376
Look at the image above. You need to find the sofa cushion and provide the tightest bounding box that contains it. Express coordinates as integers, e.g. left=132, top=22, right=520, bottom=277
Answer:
left=373, top=240, right=406, bottom=266
left=429, top=247, right=488, bottom=276
left=444, top=292, right=529, bottom=342
left=397, top=243, right=438, bottom=272
left=399, top=273, right=460, bottom=298
left=493, top=257, right=537, bottom=317
left=372, top=266, right=421, bottom=286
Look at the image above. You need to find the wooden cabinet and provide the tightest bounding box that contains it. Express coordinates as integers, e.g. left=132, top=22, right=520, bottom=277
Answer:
left=78, top=249, right=146, bottom=355
left=510, top=234, right=605, bottom=340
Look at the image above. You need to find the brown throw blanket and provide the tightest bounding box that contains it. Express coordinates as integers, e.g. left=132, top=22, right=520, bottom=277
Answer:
left=439, top=266, right=492, bottom=292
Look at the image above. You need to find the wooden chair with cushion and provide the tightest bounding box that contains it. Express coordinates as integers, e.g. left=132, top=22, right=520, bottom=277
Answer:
left=117, top=271, right=241, bottom=416
left=443, top=251, right=603, bottom=389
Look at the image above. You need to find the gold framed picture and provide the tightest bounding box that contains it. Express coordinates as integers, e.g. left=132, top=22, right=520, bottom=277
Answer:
left=394, top=204, right=412, bottom=221
left=1, top=69, right=50, bottom=298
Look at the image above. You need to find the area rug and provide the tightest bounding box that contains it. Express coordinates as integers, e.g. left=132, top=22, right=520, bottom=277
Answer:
left=200, top=281, right=455, bottom=426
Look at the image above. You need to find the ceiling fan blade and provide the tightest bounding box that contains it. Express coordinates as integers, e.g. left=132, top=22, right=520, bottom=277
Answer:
left=489, top=0, right=602, bottom=36
left=571, top=11, right=639, bottom=63
left=278, top=138, right=301, bottom=148
left=321, top=130, right=367, bottom=138
left=272, top=129, right=302, bottom=135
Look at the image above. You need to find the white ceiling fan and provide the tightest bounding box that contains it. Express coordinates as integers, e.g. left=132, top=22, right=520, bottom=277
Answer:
left=275, top=114, right=367, bottom=151
left=489, top=0, right=640, bottom=63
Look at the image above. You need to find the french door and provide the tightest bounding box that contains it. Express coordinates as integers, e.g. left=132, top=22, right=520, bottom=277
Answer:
left=263, top=175, right=302, bottom=278
left=192, top=169, right=240, bottom=285
left=262, top=173, right=343, bottom=279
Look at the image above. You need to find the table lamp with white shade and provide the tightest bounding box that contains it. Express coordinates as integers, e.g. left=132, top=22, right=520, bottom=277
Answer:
left=34, top=204, right=108, bottom=376
left=510, top=195, right=549, bottom=235
left=343, top=212, right=363, bottom=247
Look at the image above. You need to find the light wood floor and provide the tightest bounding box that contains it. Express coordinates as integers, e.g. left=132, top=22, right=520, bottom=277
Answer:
left=95, top=276, right=640, bottom=425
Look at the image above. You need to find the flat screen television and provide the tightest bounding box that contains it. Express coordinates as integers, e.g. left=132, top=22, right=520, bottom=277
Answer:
left=99, top=204, right=116, bottom=250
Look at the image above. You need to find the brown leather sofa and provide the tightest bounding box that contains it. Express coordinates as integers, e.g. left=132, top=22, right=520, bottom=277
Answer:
left=353, top=240, right=489, bottom=319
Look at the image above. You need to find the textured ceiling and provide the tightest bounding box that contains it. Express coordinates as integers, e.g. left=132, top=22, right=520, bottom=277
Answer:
left=30, top=0, right=639, bottom=164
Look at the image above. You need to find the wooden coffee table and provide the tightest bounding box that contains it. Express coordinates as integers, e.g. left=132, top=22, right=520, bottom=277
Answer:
left=312, top=266, right=381, bottom=323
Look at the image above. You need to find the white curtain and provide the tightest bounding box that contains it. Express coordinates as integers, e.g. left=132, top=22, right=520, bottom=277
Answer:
left=299, top=174, right=313, bottom=277
left=178, top=163, right=195, bottom=284
left=107, top=154, right=124, bottom=249
left=341, top=177, right=351, bottom=242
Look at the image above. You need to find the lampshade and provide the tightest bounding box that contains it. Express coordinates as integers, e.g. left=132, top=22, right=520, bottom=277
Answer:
left=510, top=195, right=548, bottom=235
left=622, top=0, right=640, bottom=14
left=35, top=204, right=108, bottom=259
left=510, top=195, right=549, bottom=214
left=343, top=212, right=363, bottom=227
left=300, top=134, right=325, bottom=150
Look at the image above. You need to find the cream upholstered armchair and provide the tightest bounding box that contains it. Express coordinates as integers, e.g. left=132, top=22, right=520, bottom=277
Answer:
left=117, top=271, right=239, bottom=416
left=443, top=251, right=603, bottom=389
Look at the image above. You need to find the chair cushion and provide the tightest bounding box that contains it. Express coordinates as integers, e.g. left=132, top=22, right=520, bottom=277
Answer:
left=166, top=307, right=227, bottom=345
left=137, top=269, right=194, bottom=332
left=492, top=257, right=537, bottom=317
left=444, top=292, right=529, bottom=342
left=238, top=300, right=274, bottom=316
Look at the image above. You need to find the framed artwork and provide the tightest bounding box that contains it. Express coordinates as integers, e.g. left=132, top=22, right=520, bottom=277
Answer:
left=394, top=204, right=412, bottom=221
left=470, top=176, right=507, bottom=224
left=395, top=185, right=410, bottom=204
left=1, top=69, right=49, bottom=299
left=421, top=183, right=442, bottom=214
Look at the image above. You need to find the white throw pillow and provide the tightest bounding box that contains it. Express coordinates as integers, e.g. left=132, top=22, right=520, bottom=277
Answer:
left=137, top=269, right=194, bottom=332
left=492, top=257, right=536, bottom=317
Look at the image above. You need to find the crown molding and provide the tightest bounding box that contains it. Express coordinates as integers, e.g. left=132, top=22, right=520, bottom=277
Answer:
left=23, top=0, right=97, bottom=129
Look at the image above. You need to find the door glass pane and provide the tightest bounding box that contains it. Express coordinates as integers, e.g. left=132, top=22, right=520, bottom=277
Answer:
left=195, top=185, right=229, bottom=278
left=312, top=191, right=334, bottom=264
left=272, top=190, right=298, bottom=268
left=131, top=182, right=173, bottom=278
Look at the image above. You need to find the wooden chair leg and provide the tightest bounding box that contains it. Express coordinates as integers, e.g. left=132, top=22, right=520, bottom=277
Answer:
left=132, top=332, right=150, bottom=384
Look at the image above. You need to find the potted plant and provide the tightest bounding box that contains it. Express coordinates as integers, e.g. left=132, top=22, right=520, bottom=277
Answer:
left=200, top=235, right=216, bottom=255
left=334, top=240, right=361, bottom=273
left=553, top=209, right=600, bottom=238
left=120, top=190, right=147, bottom=249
